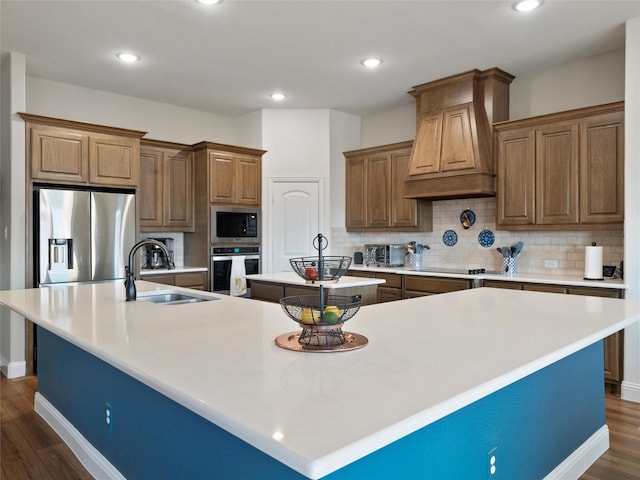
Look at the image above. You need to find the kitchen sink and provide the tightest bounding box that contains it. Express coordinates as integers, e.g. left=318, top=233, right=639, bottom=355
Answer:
left=136, top=290, right=219, bottom=305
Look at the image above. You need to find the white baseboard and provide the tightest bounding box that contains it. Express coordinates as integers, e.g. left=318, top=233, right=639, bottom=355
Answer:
left=34, top=392, right=126, bottom=480
left=621, top=381, right=640, bottom=403
left=544, top=425, right=609, bottom=480
left=0, top=359, right=26, bottom=378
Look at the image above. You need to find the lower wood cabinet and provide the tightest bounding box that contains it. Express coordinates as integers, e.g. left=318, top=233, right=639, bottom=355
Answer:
left=404, top=276, right=473, bottom=298
left=345, top=271, right=403, bottom=303
left=482, top=279, right=624, bottom=393
left=140, top=271, right=207, bottom=291
left=250, top=280, right=378, bottom=306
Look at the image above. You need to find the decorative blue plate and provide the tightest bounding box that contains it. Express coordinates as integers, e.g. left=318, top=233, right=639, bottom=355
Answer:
left=460, top=209, right=476, bottom=229
left=478, top=229, right=495, bottom=248
left=443, top=229, right=458, bottom=247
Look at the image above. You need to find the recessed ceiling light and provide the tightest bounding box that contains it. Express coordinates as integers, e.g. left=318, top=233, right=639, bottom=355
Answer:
left=270, top=92, right=286, bottom=101
left=197, top=0, right=223, bottom=4
left=116, top=52, right=139, bottom=63
left=513, top=0, right=542, bottom=12
left=361, top=58, right=383, bottom=68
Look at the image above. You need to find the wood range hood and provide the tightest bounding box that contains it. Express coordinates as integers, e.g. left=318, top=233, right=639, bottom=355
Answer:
left=404, top=67, right=515, bottom=200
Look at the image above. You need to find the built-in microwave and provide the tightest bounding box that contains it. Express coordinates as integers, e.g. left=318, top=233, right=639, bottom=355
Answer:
left=210, top=206, right=261, bottom=244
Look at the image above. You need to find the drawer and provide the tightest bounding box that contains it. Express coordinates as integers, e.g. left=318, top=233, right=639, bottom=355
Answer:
left=404, top=276, right=471, bottom=294
left=567, top=286, right=622, bottom=298
left=142, top=274, right=174, bottom=286
left=483, top=280, right=522, bottom=290
left=251, top=282, right=285, bottom=303
left=522, top=283, right=567, bottom=294
left=175, top=272, right=206, bottom=290
left=376, top=272, right=402, bottom=289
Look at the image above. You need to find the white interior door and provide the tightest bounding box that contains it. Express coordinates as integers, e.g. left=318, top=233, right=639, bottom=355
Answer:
left=269, top=178, right=323, bottom=273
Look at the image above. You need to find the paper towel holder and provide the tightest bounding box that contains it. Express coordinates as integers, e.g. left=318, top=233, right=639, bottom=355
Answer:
left=584, top=242, right=605, bottom=281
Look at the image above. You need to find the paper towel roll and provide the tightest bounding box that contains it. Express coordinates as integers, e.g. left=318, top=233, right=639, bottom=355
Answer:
left=584, top=245, right=604, bottom=280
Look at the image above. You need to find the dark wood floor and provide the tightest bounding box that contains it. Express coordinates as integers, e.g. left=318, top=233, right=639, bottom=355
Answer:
left=2, top=374, right=640, bottom=479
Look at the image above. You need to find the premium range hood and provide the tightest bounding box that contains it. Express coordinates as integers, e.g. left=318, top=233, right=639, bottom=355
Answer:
left=404, top=68, right=515, bottom=200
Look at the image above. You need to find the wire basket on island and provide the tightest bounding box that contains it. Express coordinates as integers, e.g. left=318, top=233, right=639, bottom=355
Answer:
left=279, top=294, right=361, bottom=327
left=289, top=256, right=352, bottom=284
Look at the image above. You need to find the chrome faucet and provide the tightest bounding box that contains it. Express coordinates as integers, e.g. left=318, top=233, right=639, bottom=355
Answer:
left=124, top=239, right=174, bottom=301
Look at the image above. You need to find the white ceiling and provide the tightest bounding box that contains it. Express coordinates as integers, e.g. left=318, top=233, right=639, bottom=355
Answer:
left=2, top=0, right=640, bottom=117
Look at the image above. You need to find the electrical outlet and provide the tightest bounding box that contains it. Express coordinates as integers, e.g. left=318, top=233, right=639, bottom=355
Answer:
left=544, top=259, right=559, bottom=269
left=487, top=447, right=497, bottom=479
left=105, top=403, right=113, bottom=430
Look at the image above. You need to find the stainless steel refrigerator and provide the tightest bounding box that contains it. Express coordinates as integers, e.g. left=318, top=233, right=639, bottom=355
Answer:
left=35, top=188, right=136, bottom=286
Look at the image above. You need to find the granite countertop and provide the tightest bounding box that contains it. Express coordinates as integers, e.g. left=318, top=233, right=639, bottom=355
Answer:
left=246, top=271, right=385, bottom=288
left=0, top=281, right=637, bottom=478
left=349, top=265, right=627, bottom=290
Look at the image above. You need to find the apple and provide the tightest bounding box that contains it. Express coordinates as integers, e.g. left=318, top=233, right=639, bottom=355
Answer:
left=304, top=266, right=319, bottom=280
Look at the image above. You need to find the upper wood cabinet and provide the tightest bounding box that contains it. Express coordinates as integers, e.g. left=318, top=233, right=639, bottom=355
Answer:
left=21, top=113, right=145, bottom=188
left=404, top=68, right=514, bottom=200
left=191, top=141, right=265, bottom=208
left=208, top=152, right=261, bottom=205
left=344, top=141, right=432, bottom=232
left=495, top=102, right=624, bottom=231
left=139, top=140, right=194, bottom=232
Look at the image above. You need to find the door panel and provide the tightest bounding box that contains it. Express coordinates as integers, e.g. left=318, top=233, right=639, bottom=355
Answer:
left=271, top=180, right=321, bottom=273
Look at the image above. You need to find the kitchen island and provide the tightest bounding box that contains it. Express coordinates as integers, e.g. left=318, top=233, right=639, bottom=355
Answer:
left=0, top=281, right=638, bottom=479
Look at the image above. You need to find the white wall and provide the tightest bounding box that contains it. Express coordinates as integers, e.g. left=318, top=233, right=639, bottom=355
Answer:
left=329, top=110, right=361, bottom=229
left=359, top=49, right=626, bottom=145
left=26, top=77, right=236, bottom=145
left=622, top=17, right=640, bottom=402
left=0, top=52, right=27, bottom=378
left=257, top=109, right=360, bottom=259
left=361, top=103, right=414, bottom=148
left=510, top=49, right=626, bottom=120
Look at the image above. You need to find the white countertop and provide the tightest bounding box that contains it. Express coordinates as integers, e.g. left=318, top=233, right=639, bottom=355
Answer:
left=0, top=281, right=637, bottom=479
left=350, top=265, right=627, bottom=289
left=246, top=271, right=385, bottom=288
left=140, top=266, right=207, bottom=275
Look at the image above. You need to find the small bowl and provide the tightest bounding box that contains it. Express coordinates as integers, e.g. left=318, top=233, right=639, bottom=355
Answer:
left=280, top=294, right=361, bottom=327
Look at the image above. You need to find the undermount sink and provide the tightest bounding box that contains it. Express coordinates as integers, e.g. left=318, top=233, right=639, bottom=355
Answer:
left=136, top=290, right=218, bottom=306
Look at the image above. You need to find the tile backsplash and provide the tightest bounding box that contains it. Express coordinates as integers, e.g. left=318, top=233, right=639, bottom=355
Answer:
left=330, top=198, right=623, bottom=277
left=140, top=232, right=185, bottom=267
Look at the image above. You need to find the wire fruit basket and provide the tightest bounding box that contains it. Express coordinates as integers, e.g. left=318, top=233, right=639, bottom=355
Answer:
left=280, top=294, right=361, bottom=327
left=289, top=256, right=352, bottom=284
left=275, top=233, right=368, bottom=352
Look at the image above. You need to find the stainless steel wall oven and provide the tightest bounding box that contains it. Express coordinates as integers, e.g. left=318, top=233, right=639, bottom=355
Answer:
left=210, top=246, right=261, bottom=295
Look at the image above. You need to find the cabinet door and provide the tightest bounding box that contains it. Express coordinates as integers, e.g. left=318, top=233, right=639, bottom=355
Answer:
left=174, top=272, right=206, bottom=290
left=377, top=287, right=403, bottom=303
left=408, top=114, right=442, bottom=175
left=209, top=152, right=236, bottom=203
left=496, top=128, right=536, bottom=226
left=391, top=148, right=418, bottom=227
left=139, top=148, right=164, bottom=229
left=345, top=157, right=368, bottom=229
left=236, top=155, right=261, bottom=205
left=31, top=126, right=89, bottom=183
left=164, top=151, right=193, bottom=229
left=89, top=134, right=139, bottom=186
left=535, top=123, right=579, bottom=225
left=440, top=106, right=476, bottom=172
left=579, top=112, right=624, bottom=224
left=367, top=153, right=391, bottom=228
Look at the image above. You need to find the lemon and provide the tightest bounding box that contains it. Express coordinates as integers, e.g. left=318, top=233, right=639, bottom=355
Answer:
left=300, top=308, right=318, bottom=325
